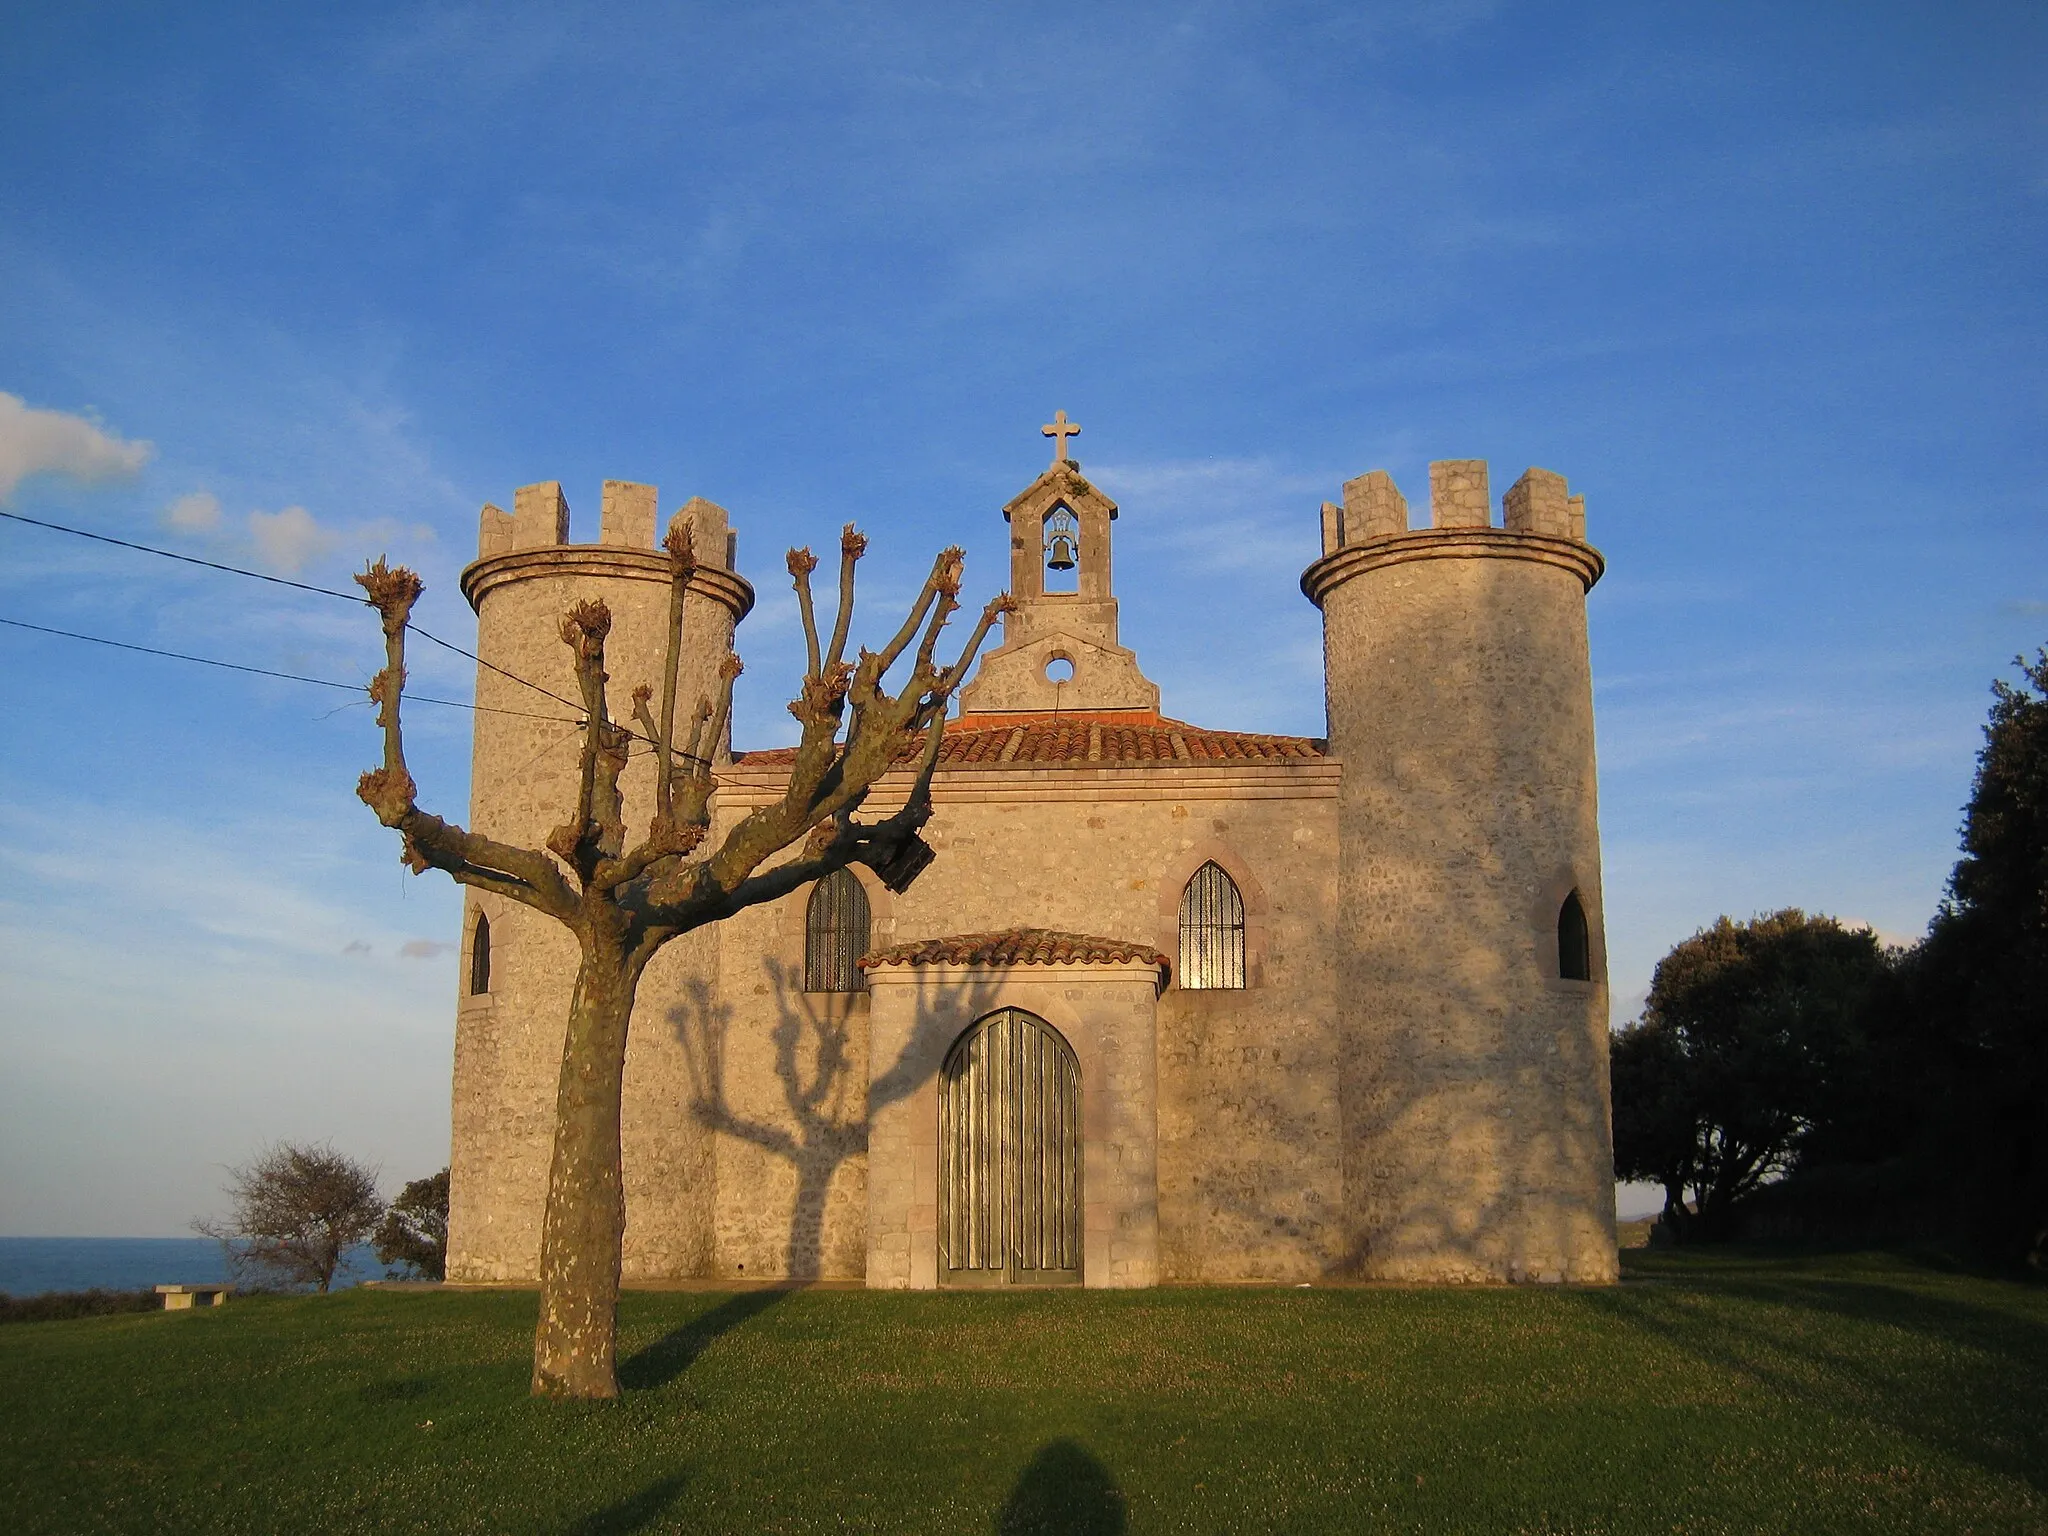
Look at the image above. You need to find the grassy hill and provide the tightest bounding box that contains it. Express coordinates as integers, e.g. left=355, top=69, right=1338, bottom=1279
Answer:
left=2, top=1248, right=2042, bottom=1534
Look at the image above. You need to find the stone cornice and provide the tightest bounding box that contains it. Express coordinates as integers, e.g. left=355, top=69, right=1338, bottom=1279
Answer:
left=1300, top=529, right=1604, bottom=608
left=460, top=546, right=756, bottom=621
left=714, top=756, right=1341, bottom=808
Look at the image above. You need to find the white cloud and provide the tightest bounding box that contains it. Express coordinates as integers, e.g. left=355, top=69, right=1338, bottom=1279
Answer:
left=399, top=939, right=453, bottom=959
left=248, top=504, right=338, bottom=574
left=0, top=391, right=153, bottom=503
left=1091, top=456, right=1326, bottom=578
left=162, top=490, right=222, bottom=532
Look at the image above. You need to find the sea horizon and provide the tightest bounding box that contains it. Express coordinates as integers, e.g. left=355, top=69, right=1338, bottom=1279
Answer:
left=0, top=1236, right=393, bottom=1297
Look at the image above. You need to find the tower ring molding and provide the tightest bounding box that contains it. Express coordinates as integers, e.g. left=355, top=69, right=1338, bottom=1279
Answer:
left=1300, top=529, right=1604, bottom=609
left=460, top=546, right=756, bottom=621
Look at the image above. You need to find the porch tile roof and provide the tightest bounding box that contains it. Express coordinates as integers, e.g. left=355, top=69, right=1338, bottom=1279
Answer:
left=859, top=928, right=1170, bottom=972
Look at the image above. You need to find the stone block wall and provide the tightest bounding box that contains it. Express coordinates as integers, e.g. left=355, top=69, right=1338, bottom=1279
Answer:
left=1305, top=460, right=1619, bottom=1284
left=706, top=760, right=1343, bottom=1285
left=444, top=482, right=750, bottom=1284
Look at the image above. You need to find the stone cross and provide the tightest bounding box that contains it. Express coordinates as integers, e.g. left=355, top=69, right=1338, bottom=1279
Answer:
left=1041, top=410, right=1082, bottom=464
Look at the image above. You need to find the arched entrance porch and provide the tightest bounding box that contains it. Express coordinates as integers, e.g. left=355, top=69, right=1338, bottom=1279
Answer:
left=939, top=1008, right=1082, bottom=1286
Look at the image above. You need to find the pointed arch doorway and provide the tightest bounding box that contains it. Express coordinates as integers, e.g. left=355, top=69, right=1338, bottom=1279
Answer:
left=939, top=1008, right=1083, bottom=1286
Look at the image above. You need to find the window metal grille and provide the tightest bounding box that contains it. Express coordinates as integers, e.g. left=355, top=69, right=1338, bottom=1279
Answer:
left=804, top=868, right=870, bottom=992
left=469, top=912, right=491, bottom=996
left=1558, top=890, right=1592, bottom=981
left=1179, top=861, right=1246, bottom=989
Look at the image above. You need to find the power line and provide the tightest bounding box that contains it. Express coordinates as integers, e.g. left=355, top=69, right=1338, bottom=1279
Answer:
left=0, top=506, right=589, bottom=715
left=0, top=616, right=583, bottom=722
left=0, top=508, right=362, bottom=602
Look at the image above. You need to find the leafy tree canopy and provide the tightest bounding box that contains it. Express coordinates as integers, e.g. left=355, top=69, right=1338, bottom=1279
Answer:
left=374, top=1168, right=449, bottom=1281
left=1612, top=910, right=1889, bottom=1241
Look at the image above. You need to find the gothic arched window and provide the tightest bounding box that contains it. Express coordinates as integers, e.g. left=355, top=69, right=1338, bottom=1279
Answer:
left=1179, top=861, right=1246, bottom=990
left=805, top=868, right=871, bottom=993
left=469, top=912, right=492, bottom=996
left=1558, top=890, right=1592, bottom=982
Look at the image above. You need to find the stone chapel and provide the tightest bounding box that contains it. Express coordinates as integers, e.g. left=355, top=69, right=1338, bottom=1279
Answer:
left=446, top=417, right=1619, bottom=1288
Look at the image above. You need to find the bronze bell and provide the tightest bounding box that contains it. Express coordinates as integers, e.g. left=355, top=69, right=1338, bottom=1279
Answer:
left=1046, top=531, right=1077, bottom=571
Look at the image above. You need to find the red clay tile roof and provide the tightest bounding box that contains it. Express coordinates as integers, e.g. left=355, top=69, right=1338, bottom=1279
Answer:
left=859, top=928, right=1170, bottom=971
left=732, top=711, right=1325, bottom=771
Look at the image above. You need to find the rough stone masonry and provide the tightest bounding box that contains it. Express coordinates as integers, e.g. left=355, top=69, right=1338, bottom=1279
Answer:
left=444, top=419, right=1619, bottom=1289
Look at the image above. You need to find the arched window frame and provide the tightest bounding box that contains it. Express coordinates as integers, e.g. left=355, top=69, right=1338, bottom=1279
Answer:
left=468, top=910, right=491, bottom=997
left=805, top=867, right=872, bottom=993
left=1178, top=861, right=1247, bottom=990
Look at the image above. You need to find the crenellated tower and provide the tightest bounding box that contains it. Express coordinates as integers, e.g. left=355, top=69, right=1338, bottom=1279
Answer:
left=446, top=480, right=754, bottom=1284
left=1303, top=459, right=1618, bottom=1283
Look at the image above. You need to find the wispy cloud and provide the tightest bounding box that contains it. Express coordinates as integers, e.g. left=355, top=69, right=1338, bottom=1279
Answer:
left=1091, top=456, right=1325, bottom=579
left=0, top=392, right=153, bottom=503
left=162, top=490, right=222, bottom=532
left=248, top=505, right=338, bottom=575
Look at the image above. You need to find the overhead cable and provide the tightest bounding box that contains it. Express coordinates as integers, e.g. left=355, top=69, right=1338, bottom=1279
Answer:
left=0, top=506, right=588, bottom=715
left=0, top=616, right=583, bottom=722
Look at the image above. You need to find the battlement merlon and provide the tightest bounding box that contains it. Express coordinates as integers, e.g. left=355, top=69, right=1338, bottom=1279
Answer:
left=462, top=482, right=754, bottom=620
left=475, top=482, right=738, bottom=569
left=1314, top=461, right=1593, bottom=552
left=1302, top=458, right=1604, bottom=604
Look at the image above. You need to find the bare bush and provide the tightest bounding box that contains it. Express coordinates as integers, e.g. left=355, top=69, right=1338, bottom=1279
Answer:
left=196, top=1142, right=385, bottom=1293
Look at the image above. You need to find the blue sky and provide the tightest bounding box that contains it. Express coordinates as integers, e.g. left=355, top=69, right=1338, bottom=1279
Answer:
left=1, top=1, right=2041, bottom=1234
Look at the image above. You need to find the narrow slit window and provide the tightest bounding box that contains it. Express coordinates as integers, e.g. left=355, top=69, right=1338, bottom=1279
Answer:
left=469, top=912, right=491, bottom=996
left=1179, top=862, right=1246, bottom=990
left=805, top=868, right=871, bottom=993
left=1558, top=890, right=1591, bottom=982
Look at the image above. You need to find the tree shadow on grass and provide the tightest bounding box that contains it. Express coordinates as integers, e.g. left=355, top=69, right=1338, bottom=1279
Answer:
left=1577, top=1266, right=2048, bottom=1494
left=617, top=1290, right=787, bottom=1392
left=994, top=1440, right=1126, bottom=1535
left=561, top=1473, right=688, bottom=1535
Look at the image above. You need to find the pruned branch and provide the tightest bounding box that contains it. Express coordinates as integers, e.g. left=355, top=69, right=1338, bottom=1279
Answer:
left=353, top=558, right=575, bottom=917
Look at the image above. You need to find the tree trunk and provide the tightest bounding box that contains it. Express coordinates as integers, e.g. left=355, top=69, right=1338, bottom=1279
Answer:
left=532, top=940, right=641, bottom=1399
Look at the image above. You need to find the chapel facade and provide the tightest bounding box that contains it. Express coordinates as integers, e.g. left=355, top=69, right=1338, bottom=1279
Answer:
left=445, top=419, right=1619, bottom=1288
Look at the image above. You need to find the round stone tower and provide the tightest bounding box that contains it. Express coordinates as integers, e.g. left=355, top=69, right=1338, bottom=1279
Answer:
left=1302, top=459, right=1617, bottom=1283
left=445, top=479, right=753, bottom=1284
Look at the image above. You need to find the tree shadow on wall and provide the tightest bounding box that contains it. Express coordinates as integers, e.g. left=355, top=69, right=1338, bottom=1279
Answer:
left=994, top=1440, right=1127, bottom=1536
left=670, top=964, right=1003, bottom=1281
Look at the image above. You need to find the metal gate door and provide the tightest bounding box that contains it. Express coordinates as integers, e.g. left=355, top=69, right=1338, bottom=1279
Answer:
left=939, top=1008, right=1082, bottom=1286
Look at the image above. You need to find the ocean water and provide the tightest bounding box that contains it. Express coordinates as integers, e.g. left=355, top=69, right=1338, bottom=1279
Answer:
left=0, top=1237, right=389, bottom=1296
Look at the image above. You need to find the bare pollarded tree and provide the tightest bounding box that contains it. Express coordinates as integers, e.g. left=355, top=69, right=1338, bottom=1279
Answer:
left=355, top=517, right=1009, bottom=1400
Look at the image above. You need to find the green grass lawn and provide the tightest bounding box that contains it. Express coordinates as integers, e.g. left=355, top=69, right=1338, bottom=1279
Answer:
left=3, top=1249, right=2043, bottom=1535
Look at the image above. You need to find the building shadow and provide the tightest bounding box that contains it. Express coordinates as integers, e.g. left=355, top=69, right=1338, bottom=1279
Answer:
left=616, top=1289, right=786, bottom=1391
left=994, top=1440, right=1127, bottom=1536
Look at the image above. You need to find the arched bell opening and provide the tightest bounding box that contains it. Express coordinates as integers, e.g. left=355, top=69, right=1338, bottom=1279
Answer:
left=1043, top=504, right=1080, bottom=593
left=938, top=1008, right=1082, bottom=1287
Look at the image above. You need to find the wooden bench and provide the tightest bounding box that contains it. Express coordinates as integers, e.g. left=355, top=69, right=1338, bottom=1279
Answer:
left=156, top=1284, right=232, bottom=1310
